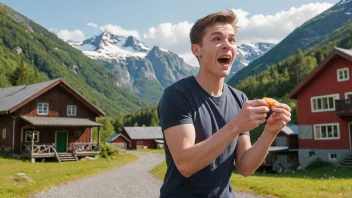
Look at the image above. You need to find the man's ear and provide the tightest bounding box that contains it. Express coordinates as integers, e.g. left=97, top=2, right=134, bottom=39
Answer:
left=191, top=44, right=201, bottom=58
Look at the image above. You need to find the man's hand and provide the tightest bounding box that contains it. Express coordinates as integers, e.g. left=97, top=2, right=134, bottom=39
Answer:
left=232, top=99, right=270, bottom=133
left=264, top=103, right=291, bottom=135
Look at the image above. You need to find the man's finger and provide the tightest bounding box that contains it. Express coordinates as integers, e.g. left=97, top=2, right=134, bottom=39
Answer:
left=251, top=106, right=270, bottom=113
left=246, top=99, right=268, bottom=107
left=273, top=103, right=291, bottom=112
left=272, top=108, right=291, bottom=117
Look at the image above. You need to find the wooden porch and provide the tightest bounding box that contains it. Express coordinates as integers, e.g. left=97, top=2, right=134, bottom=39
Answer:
left=336, top=99, right=352, bottom=117
left=22, top=142, right=100, bottom=163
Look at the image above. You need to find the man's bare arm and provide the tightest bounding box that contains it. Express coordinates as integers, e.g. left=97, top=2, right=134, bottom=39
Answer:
left=164, top=99, right=269, bottom=178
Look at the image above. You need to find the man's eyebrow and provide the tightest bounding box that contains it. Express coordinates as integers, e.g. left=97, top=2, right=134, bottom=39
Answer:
left=209, top=32, right=236, bottom=37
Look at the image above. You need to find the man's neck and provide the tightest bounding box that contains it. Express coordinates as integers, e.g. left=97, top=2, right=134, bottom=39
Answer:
left=194, top=70, right=224, bottom=97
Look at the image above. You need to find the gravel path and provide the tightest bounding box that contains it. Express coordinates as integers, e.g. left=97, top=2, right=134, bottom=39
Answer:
left=33, top=151, right=264, bottom=198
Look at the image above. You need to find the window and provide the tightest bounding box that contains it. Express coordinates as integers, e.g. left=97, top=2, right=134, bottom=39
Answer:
left=137, top=141, right=144, bottom=144
left=328, top=153, right=337, bottom=161
left=345, top=92, right=352, bottom=99
left=25, top=131, right=39, bottom=143
left=37, top=103, right=49, bottom=115
left=311, top=94, right=339, bottom=112
left=309, top=151, right=315, bottom=157
left=314, top=123, right=339, bottom=140
left=67, top=105, right=77, bottom=116
left=337, top=68, right=349, bottom=82
left=2, top=128, right=6, bottom=139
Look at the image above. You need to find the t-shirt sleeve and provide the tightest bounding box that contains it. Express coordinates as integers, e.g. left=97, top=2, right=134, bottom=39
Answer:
left=158, top=87, right=193, bottom=131
left=239, top=92, right=250, bottom=136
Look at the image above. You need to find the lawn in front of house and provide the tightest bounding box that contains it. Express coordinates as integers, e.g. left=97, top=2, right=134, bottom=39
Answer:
left=0, top=153, right=138, bottom=198
left=150, top=162, right=352, bottom=198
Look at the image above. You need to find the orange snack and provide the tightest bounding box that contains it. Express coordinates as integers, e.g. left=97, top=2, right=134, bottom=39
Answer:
left=263, top=97, right=279, bottom=108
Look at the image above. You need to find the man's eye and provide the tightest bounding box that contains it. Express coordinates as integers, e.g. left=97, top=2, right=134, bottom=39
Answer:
left=213, top=37, right=220, bottom=41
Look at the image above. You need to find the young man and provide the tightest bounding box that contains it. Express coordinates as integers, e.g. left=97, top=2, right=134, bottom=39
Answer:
left=158, top=10, right=291, bottom=198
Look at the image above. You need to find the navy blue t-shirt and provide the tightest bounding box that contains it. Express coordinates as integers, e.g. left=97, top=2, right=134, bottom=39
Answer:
left=158, top=76, right=249, bottom=198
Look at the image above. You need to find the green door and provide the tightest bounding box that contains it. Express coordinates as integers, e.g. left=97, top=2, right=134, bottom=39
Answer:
left=56, top=132, right=67, bottom=152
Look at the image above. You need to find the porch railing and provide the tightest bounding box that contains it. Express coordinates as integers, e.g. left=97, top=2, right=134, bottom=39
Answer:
left=336, top=99, right=352, bottom=116
left=69, top=142, right=99, bottom=153
left=22, top=143, right=57, bottom=154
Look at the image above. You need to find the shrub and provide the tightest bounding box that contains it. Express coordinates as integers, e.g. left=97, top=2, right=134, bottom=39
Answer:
left=305, top=158, right=333, bottom=171
left=99, top=143, right=119, bottom=158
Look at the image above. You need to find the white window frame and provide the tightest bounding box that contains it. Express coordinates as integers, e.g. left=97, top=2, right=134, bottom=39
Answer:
left=345, top=92, right=352, bottom=99
left=25, top=131, right=40, bottom=143
left=37, top=103, right=49, bottom=115
left=67, top=105, right=77, bottom=116
left=328, top=153, right=337, bottom=161
left=337, top=68, right=349, bottom=82
left=313, top=123, right=340, bottom=140
left=2, top=128, right=6, bottom=139
left=311, top=94, right=339, bottom=112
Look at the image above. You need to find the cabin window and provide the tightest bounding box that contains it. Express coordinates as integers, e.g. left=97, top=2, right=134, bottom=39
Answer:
left=2, top=128, right=6, bottom=139
left=328, top=153, right=337, bottom=161
left=137, top=141, right=144, bottom=144
left=309, top=151, right=315, bottom=157
left=67, top=105, right=77, bottom=116
left=337, top=68, right=349, bottom=82
left=314, top=123, right=339, bottom=140
left=37, top=103, right=49, bottom=115
left=311, top=94, right=339, bottom=112
left=25, top=131, right=39, bottom=143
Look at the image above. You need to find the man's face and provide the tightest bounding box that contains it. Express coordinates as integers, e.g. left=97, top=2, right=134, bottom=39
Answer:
left=193, top=22, right=237, bottom=78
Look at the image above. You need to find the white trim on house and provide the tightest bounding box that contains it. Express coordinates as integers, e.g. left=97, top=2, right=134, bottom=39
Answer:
left=345, top=92, right=352, bottom=99
left=2, top=128, right=6, bottom=139
left=55, top=131, right=68, bottom=152
left=313, top=123, right=340, bottom=140
left=37, top=103, right=49, bottom=115
left=337, top=68, right=349, bottom=82
left=311, top=94, right=340, bottom=112
left=349, top=122, right=352, bottom=150
left=67, top=105, right=77, bottom=116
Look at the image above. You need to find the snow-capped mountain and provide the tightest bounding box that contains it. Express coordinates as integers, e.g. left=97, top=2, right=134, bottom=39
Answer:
left=225, top=42, right=275, bottom=82
left=68, top=31, right=150, bottom=61
left=68, top=31, right=196, bottom=104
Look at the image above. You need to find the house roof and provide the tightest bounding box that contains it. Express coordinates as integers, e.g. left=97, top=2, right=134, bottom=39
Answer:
left=21, top=116, right=103, bottom=127
left=106, top=133, right=131, bottom=142
left=0, top=79, right=59, bottom=113
left=289, top=47, right=352, bottom=99
left=281, top=124, right=298, bottom=135
left=0, top=78, right=105, bottom=116
left=123, top=126, right=163, bottom=140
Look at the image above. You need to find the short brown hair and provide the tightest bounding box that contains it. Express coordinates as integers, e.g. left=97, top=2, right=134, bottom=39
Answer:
left=190, top=9, right=238, bottom=45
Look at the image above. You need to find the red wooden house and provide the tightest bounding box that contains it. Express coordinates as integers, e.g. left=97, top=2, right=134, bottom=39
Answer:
left=107, top=133, right=131, bottom=150
left=0, top=78, right=105, bottom=163
left=289, top=47, right=352, bottom=168
left=120, top=126, right=163, bottom=149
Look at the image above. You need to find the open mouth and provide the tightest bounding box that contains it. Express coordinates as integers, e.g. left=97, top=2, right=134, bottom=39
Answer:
left=217, top=55, right=231, bottom=65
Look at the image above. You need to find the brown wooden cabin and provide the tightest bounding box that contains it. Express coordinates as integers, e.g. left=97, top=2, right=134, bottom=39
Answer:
left=260, top=124, right=299, bottom=173
left=120, top=126, right=164, bottom=149
left=0, top=78, right=105, bottom=163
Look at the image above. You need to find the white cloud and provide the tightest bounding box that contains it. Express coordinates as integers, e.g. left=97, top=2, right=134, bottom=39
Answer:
left=142, top=2, right=333, bottom=66
left=87, top=22, right=98, bottom=28
left=100, top=24, right=140, bottom=39
left=56, top=29, right=85, bottom=42
left=233, top=2, right=333, bottom=44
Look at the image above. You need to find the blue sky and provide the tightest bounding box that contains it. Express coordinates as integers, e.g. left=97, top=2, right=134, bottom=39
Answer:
left=0, top=0, right=340, bottom=65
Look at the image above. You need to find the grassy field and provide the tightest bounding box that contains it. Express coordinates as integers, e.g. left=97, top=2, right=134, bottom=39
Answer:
left=0, top=153, right=138, bottom=198
left=150, top=161, right=352, bottom=198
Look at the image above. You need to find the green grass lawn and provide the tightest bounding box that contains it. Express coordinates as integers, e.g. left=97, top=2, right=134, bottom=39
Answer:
left=150, top=162, right=352, bottom=198
left=0, top=153, right=138, bottom=198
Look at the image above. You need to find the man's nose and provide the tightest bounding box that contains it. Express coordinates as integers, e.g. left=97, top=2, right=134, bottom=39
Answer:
left=222, top=40, right=231, bottom=50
